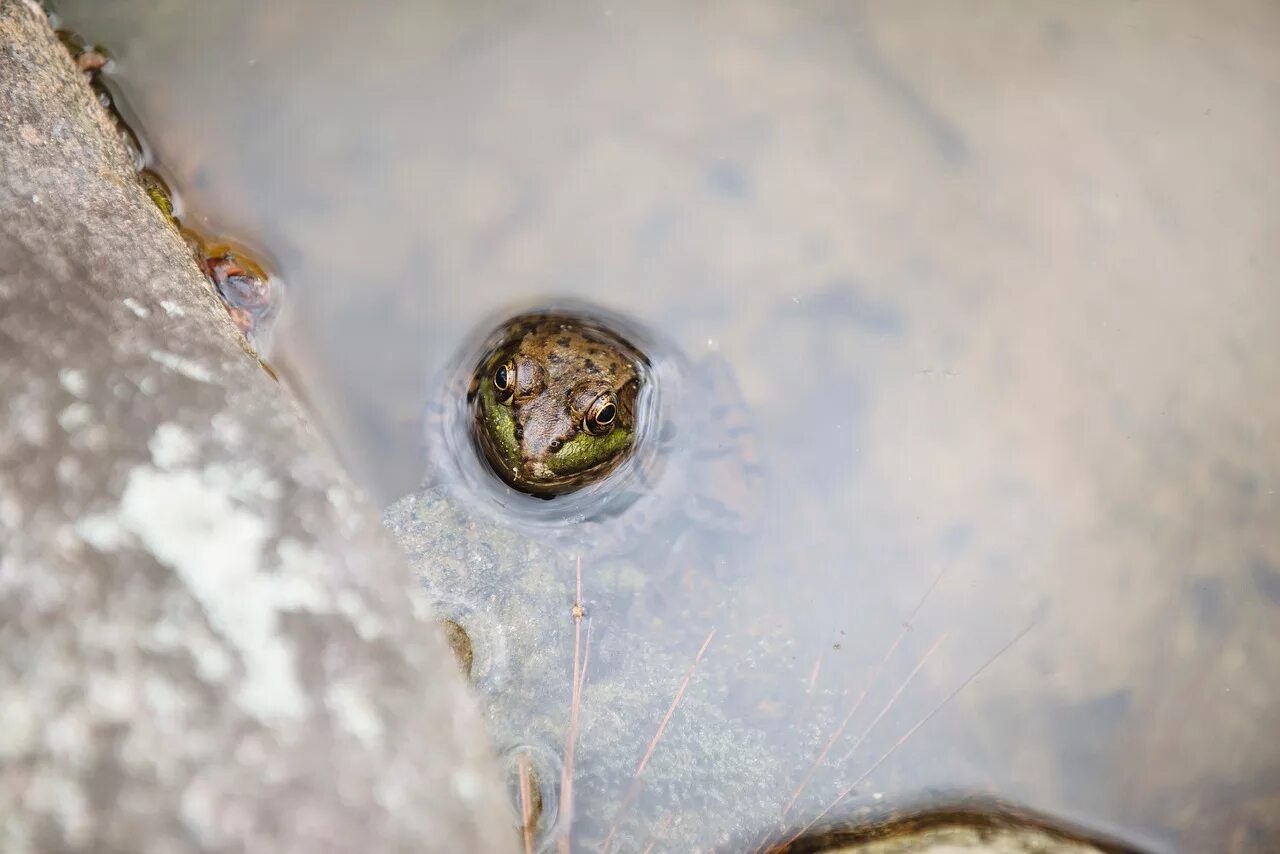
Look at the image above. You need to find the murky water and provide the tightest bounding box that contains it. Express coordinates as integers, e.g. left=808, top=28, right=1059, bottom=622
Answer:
left=48, top=1, right=1280, bottom=851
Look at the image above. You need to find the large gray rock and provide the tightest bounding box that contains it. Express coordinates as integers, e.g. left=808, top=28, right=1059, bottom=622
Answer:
left=0, top=0, right=511, bottom=850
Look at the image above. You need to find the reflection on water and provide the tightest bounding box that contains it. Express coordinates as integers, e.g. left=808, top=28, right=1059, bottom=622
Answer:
left=49, top=0, right=1280, bottom=850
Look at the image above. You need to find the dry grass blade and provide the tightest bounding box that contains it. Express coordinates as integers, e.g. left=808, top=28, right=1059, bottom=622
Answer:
left=558, top=556, right=591, bottom=854
left=781, top=564, right=948, bottom=818
left=759, top=634, right=944, bottom=854
left=805, top=651, right=824, bottom=695
left=636, top=628, right=717, bottom=778
left=641, top=812, right=675, bottom=854
left=834, top=633, right=946, bottom=766
left=779, top=627, right=901, bottom=818
left=518, top=753, right=535, bottom=854
left=794, top=649, right=826, bottom=739
left=601, top=627, right=718, bottom=854
left=774, top=618, right=1039, bottom=850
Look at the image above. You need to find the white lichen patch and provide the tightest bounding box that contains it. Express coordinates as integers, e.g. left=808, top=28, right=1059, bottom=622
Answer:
left=211, top=413, right=246, bottom=449
left=0, top=694, right=36, bottom=760
left=43, top=712, right=91, bottom=766
left=262, top=539, right=330, bottom=614
left=451, top=768, right=484, bottom=802
left=0, top=495, right=23, bottom=531
left=327, top=486, right=353, bottom=514
left=57, top=401, right=92, bottom=432
left=145, top=611, right=233, bottom=684
left=374, top=774, right=409, bottom=814
left=149, top=422, right=198, bottom=470
left=85, top=671, right=139, bottom=721
left=52, top=525, right=80, bottom=556
left=121, top=297, right=150, bottom=318
left=408, top=591, right=439, bottom=624
left=74, top=514, right=124, bottom=552
left=259, top=478, right=284, bottom=501
left=23, top=773, right=90, bottom=848
left=325, top=680, right=384, bottom=750
left=324, top=485, right=363, bottom=537
left=149, top=350, right=215, bottom=384
left=118, top=465, right=309, bottom=723
left=4, top=552, right=65, bottom=614
left=204, top=462, right=284, bottom=504
left=142, top=676, right=195, bottom=719
left=179, top=778, right=219, bottom=847
left=336, top=589, right=385, bottom=642
left=58, top=368, right=87, bottom=398
left=159, top=299, right=186, bottom=317
left=55, top=456, right=82, bottom=487
left=10, top=386, right=49, bottom=445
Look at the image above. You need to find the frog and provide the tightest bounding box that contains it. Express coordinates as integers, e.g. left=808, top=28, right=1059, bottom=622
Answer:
left=54, top=29, right=283, bottom=356
left=199, top=247, right=278, bottom=345
left=420, top=306, right=762, bottom=566
left=467, top=311, right=646, bottom=497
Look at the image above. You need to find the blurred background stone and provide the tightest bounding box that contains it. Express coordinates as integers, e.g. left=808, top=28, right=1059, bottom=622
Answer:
left=0, top=1, right=511, bottom=850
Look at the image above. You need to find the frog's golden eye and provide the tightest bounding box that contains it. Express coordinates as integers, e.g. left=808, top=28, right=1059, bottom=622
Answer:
left=584, top=392, right=618, bottom=436
left=493, top=360, right=515, bottom=403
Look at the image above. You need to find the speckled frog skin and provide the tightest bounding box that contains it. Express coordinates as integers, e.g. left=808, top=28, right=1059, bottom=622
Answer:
left=468, top=312, right=646, bottom=496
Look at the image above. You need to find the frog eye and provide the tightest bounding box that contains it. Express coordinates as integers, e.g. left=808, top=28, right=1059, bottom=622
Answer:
left=584, top=392, right=618, bottom=436
left=493, top=360, right=515, bottom=403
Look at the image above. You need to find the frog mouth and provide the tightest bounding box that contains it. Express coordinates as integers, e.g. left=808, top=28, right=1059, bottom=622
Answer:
left=470, top=425, right=623, bottom=497
left=507, top=455, right=623, bottom=497
left=518, top=459, right=622, bottom=495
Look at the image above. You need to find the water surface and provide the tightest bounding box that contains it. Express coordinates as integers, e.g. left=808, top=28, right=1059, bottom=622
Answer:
left=49, top=1, right=1280, bottom=850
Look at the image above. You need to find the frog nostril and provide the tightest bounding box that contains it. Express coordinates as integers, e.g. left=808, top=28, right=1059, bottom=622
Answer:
left=513, top=425, right=523, bottom=440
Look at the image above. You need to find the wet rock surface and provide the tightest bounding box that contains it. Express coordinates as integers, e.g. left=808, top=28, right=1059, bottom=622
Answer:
left=384, top=483, right=788, bottom=851
left=819, top=825, right=1103, bottom=854
left=0, top=1, right=510, bottom=851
